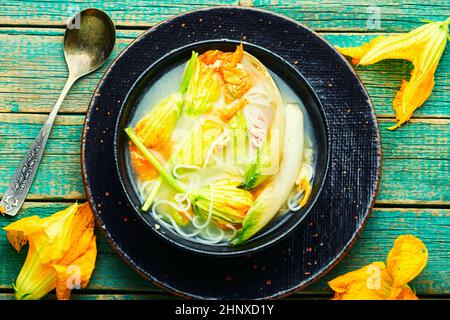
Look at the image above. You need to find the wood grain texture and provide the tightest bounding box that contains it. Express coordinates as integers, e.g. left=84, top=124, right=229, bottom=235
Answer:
left=0, top=1, right=448, bottom=299
left=0, top=293, right=329, bottom=300
left=0, top=202, right=448, bottom=295
left=0, top=0, right=448, bottom=32
left=0, top=293, right=182, bottom=300
left=0, top=28, right=449, bottom=117
left=0, top=114, right=448, bottom=204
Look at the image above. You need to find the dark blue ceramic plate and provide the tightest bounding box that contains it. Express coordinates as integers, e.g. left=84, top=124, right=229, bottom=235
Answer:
left=81, top=7, right=381, bottom=299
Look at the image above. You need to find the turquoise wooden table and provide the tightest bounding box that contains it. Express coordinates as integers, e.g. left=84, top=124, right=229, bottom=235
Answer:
left=0, top=0, right=449, bottom=300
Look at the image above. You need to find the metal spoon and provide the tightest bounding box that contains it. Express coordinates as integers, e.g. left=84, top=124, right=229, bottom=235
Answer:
left=0, top=8, right=116, bottom=216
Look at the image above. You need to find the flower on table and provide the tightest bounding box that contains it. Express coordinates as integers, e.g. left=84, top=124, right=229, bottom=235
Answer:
left=328, top=235, right=428, bottom=300
left=337, top=17, right=450, bottom=129
left=3, top=202, right=97, bottom=300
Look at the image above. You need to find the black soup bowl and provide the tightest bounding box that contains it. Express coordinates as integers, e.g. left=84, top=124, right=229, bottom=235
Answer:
left=114, top=40, right=329, bottom=257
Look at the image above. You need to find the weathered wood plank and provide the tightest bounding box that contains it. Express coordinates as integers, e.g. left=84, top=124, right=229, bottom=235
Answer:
left=324, top=34, right=450, bottom=119
left=0, top=202, right=448, bottom=295
left=0, top=0, right=447, bottom=302
left=376, top=118, right=450, bottom=205
left=0, top=0, right=448, bottom=32
left=0, top=293, right=443, bottom=300
left=1, top=114, right=448, bottom=204
left=0, top=292, right=331, bottom=300
left=0, top=28, right=449, bottom=117
left=0, top=116, right=84, bottom=199
left=0, top=293, right=182, bottom=300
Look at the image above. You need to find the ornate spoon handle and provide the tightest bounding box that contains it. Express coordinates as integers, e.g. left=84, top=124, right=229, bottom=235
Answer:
left=0, top=77, right=75, bottom=216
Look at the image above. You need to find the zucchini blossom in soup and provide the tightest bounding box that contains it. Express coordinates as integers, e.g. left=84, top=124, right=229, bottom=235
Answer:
left=126, top=44, right=314, bottom=245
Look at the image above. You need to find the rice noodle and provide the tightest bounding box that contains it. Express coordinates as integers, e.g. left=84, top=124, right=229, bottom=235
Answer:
left=172, top=164, right=201, bottom=190
left=288, top=161, right=314, bottom=212
left=193, top=183, right=215, bottom=229
left=172, top=164, right=201, bottom=177
left=151, top=183, right=230, bottom=244
left=243, top=106, right=268, bottom=150
left=201, top=225, right=225, bottom=244
left=138, top=179, right=157, bottom=199
left=203, top=130, right=230, bottom=168
left=225, top=223, right=237, bottom=238
left=151, top=200, right=201, bottom=238
left=287, top=190, right=304, bottom=212
left=242, top=84, right=275, bottom=151
left=245, top=84, right=274, bottom=110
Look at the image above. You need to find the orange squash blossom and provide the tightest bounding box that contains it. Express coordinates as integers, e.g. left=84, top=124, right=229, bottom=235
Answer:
left=337, top=17, right=450, bottom=129
left=328, top=235, right=428, bottom=300
left=3, top=203, right=97, bottom=300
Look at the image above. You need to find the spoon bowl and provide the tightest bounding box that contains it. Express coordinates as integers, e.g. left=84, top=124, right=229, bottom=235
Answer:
left=64, top=8, right=116, bottom=78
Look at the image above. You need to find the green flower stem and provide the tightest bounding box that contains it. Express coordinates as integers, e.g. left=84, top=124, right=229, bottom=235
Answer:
left=142, top=177, right=162, bottom=211
left=179, top=51, right=198, bottom=94
left=125, top=127, right=185, bottom=194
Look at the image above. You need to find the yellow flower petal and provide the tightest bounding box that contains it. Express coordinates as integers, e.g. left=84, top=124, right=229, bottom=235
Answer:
left=198, top=44, right=252, bottom=104
left=386, top=235, right=428, bottom=297
left=13, top=244, right=56, bottom=300
left=130, top=94, right=183, bottom=180
left=54, top=236, right=97, bottom=300
left=336, top=36, right=386, bottom=65
left=328, top=235, right=427, bottom=300
left=397, top=286, right=419, bottom=300
left=4, top=215, right=43, bottom=251
left=173, top=119, right=224, bottom=167
left=337, top=18, right=450, bottom=129
left=217, top=98, right=248, bottom=122
left=298, top=178, right=312, bottom=208
left=34, top=204, right=78, bottom=263
left=55, top=203, right=95, bottom=265
left=4, top=203, right=97, bottom=300
left=328, top=262, right=394, bottom=300
left=185, top=60, right=222, bottom=115
left=192, top=181, right=254, bottom=224
left=5, top=204, right=77, bottom=259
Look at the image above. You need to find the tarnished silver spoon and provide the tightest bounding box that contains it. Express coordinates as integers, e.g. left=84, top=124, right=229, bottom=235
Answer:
left=0, top=8, right=115, bottom=216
